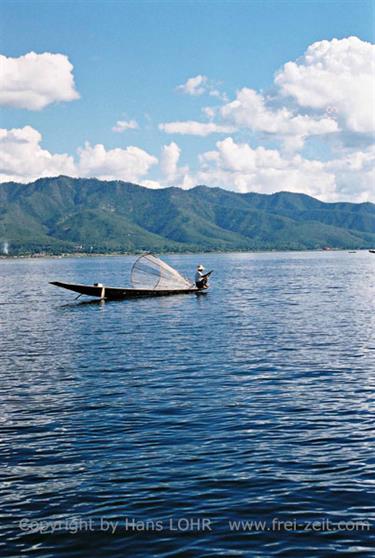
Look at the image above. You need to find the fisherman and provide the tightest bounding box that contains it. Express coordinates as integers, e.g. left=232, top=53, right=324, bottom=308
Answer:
left=195, top=264, right=209, bottom=289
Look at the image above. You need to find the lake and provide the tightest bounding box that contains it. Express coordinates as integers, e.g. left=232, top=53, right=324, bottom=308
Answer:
left=1, top=251, right=374, bottom=557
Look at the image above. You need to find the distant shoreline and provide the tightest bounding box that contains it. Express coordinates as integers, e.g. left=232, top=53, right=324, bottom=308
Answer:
left=0, top=248, right=366, bottom=261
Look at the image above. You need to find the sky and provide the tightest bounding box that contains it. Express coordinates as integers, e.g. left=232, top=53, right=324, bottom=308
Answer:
left=0, top=0, right=374, bottom=202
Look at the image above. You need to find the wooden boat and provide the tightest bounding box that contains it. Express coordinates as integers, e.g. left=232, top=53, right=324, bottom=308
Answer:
left=50, top=281, right=205, bottom=300
left=50, top=254, right=211, bottom=300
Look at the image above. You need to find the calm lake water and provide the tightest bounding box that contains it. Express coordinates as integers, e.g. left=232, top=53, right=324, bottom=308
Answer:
left=1, top=252, right=374, bottom=557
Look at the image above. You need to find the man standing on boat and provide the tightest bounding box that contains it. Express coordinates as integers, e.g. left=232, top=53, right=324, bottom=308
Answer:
left=195, top=264, right=209, bottom=289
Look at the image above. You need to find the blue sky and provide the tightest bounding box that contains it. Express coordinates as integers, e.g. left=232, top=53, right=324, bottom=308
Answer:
left=0, top=0, right=374, bottom=201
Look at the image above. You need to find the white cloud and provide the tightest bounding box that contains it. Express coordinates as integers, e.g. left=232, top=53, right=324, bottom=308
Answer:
left=275, top=36, right=375, bottom=133
left=77, top=142, right=158, bottom=182
left=159, top=142, right=192, bottom=187
left=177, top=75, right=208, bottom=96
left=0, top=127, right=157, bottom=185
left=1, top=125, right=372, bottom=202
left=220, top=87, right=338, bottom=149
left=174, top=37, right=373, bottom=153
left=193, top=137, right=375, bottom=202
left=140, top=179, right=162, bottom=189
left=0, top=128, right=373, bottom=202
left=195, top=137, right=336, bottom=198
left=0, top=126, right=76, bottom=183
left=160, top=142, right=181, bottom=181
left=325, top=146, right=375, bottom=202
left=177, top=75, right=227, bottom=100
left=0, top=52, right=80, bottom=110
left=202, top=106, right=216, bottom=120
left=209, top=89, right=228, bottom=101
left=112, top=119, right=139, bottom=133
left=159, top=121, right=236, bottom=136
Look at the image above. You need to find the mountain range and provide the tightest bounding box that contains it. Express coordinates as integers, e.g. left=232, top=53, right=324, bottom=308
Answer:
left=1, top=176, right=374, bottom=255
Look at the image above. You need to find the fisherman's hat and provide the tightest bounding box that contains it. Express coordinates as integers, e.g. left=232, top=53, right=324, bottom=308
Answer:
left=197, top=264, right=204, bottom=271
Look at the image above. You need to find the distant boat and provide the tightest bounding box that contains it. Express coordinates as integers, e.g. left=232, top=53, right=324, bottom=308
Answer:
left=348, top=251, right=357, bottom=253
left=50, top=254, right=212, bottom=300
left=369, top=250, right=375, bottom=254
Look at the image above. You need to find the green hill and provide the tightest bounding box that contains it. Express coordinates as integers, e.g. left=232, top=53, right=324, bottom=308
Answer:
left=1, top=176, right=374, bottom=255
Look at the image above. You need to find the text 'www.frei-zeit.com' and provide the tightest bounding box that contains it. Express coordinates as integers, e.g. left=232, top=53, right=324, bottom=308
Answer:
left=18, top=517, right=372, bottom=534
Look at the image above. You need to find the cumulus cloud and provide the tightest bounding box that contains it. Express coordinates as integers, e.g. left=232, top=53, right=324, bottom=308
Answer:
left=160, top=142, right=181, bottom=181
left=325, top=146, right=375, bottom=202
left=112, top=119, right=139, bottom=133
left=275, top=36, right=375, bottom=133
left=171, top=37, right=373, bottom=153
left=209, top=89, right=228, bottom=101
left=159, top=142, right=192, bottom=187
left=0, top=127, right=157, bottom=185
left=2, top=35, right=374, bottom=204
left=177, top=75, right=227, bottom=100
left=191, top=136, right=374, bottom=202
left=140, top=179, right=163, bottom=189
left=0, top=128, right=373, bottom=202
left=0, top=126, right=76, bottom=183
left=177, top=75, right=208, bottom=96
left=202, top=106, right=216, bottom=120
left=220, top=87, right=338, bottom=149
left=196, top=137, right=337, bottom=199
left=0, top=52, right=80, bottom=110
left=77, top=143, right=158, bottom=182
left=159, top=121, right=236, bottom=136
left=160, top=142, right=194, bottom=188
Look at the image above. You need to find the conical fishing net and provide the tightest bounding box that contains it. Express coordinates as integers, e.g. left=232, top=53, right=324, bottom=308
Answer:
left=131, top=254, right=193, bottom=290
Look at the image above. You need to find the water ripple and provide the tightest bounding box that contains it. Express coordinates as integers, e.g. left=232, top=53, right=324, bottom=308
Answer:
left=1, top=252, right=374, bottom=556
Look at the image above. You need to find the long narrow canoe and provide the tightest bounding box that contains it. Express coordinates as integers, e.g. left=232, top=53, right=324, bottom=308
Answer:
left=50, top=281, right=206, bottom=300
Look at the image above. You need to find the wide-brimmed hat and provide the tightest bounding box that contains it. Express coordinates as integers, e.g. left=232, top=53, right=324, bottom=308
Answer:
left=197, top=264, right=204, bottom=271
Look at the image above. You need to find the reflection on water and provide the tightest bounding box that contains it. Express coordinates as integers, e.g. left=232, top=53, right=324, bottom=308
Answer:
left=1, top=252, right=374, bottom=557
